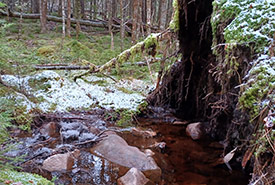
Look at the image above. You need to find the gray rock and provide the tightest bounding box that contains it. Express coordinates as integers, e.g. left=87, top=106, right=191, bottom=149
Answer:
left=117, top=168, right=151, bottom=185
left=91, top=132, right=161, bottom=183
left=186, top=122, right=204, bottom=140
left=42, top=149, right=80, bottom=172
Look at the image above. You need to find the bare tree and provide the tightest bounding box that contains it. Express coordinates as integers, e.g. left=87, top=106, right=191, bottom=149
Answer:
left=146, top=0, right=152, bottom=35
left=61, top=0, right=65, bottom=38
left=40, top=0, right=47, bottom=33
left=67, top=0, right=71, bottom=37
left=131, top=0, right=138, bottom=44
left=119, top=0, right=125, bottom=51
left=75, top=0, right=81, bottom=38
left=108, top=0, right=114, bottom=50
left=31, top=0, right=40, bottom=13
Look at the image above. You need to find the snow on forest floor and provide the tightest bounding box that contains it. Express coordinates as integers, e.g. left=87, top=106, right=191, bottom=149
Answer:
left=1, top=71, right=153, bottom=112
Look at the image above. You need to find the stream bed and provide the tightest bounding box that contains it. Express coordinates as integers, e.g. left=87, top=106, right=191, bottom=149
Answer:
left=5, top=108, right=250, bottom=185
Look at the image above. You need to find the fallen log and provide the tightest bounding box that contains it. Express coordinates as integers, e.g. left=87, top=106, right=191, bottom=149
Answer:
left=0, top=10, right=131, bottom=34
left=35, top=65, right=90, bottom=70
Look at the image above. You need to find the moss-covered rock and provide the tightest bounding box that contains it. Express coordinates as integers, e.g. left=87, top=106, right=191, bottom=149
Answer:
left=37, top=45, right=55, bottom=56
left=0, top=170, right=54, bottom=185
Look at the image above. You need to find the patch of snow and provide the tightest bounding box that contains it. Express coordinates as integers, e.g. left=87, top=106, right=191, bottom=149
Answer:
left=1, top=71, right=151, bottom=112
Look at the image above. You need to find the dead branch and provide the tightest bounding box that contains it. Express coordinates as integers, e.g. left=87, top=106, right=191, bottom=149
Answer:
left=35, top=65, right=91, bottom=70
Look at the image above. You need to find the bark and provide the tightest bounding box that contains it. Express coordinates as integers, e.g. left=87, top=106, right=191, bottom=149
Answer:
left=131, top=0, right=139, bottom=44
left=80, top=0, right=85, bottom=19
left=58, top=0, right=62, bottom=16
left=146, top=0, right=152, bottom=35
left=159, top=0, right=167, bottom=30
left=40, top=0, right=47, bottom=33
left=31, top=0, right=40, bottom=13
left=61, top=0, right=65, bottom=38
left=112, top=0, right=117, bottom=18
left=67, top=0, right=71, bottom=37
left=75, top=0, right=81, bottom=38
left=108, top=0, right=114, bottom=50
left=119, top=0, right=125, bottom=51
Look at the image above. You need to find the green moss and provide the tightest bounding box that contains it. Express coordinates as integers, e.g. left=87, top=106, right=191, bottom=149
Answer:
left=239, top=56, right=275, bottom=119
left=116, top=109, right=135, bottom=127
left=169, top=0, right=180, bottom=31
left=37, top=45, right=55, bottom=56
left=0, top=170, right=54, bottom=185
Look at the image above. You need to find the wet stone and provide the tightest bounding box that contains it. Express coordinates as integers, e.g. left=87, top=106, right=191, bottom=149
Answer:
left=42, top=149, right=80, bottom=172
left=117, top=168, right=151, bottom=185
left=186, top=122, right=204, bottom=140
left=91, top=132, right=161, bottom=183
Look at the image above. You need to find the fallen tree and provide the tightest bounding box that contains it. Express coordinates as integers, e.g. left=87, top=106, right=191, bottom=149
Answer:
left=0, top=10, right=131, bottom=34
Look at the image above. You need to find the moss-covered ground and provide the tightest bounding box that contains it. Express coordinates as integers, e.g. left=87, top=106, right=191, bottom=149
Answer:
left=211, top=0, right=275, bottom=182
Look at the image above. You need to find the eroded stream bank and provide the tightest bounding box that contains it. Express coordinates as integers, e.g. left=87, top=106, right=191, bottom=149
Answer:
left=6, top=108, right=250, bottom=185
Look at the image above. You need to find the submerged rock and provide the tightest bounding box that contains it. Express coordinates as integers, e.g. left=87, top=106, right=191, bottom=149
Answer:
left=42, top=149, right=80, bottom=172
left=186, top=122, right=204, bottom=140
left=117, top=168, right=152, bottom=185
left=91, top=132, right=161, bottom=183
left=131, top=128, right=157, bottom=138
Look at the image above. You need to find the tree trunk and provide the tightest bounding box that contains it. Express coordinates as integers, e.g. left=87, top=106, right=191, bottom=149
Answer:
left=119, top=0, right=125, bottom=51
left=112, top=0, right=117, bottom=18
left=61, top=0, right=65, bottom=38
left=32, top=0, right=40, bottom=13
left=80, top=0, right=85, bottom=19
left=75, top=0, right=81, bottom=38
left=67, top=0, right=71, bottom=37
left=131, top=0, right=138, bottom=44
left=40, top=0, right=47, bottom=33
left=58, top=0, right=62, bottom=16
left=108, top=0, right=114, bottom=50
left=146, top=0, right=151, bottom=35
left=93, top=0, right=97, bottom=19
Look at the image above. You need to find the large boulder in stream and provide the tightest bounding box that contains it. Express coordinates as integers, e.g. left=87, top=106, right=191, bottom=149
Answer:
left=91, top=132, right=161, bottom=183
left=117, top=168, right=153, bottom=185
left=42, top=149, right=80, bottom=172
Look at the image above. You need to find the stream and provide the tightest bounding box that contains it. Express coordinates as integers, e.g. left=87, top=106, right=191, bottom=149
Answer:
left=6, top=108, right=250, bottom=185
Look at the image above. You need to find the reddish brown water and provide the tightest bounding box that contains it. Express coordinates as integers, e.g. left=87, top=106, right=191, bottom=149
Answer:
left=10, top=115, right=250, bottom=185
left=119, top=118, right=250, bottom=185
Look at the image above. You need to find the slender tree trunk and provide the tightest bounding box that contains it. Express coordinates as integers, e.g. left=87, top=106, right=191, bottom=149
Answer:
left=93, top=0, right=97, bottom=19
left=40, top=0, right=47, bottom=33
left=131, top=0, right=138, bottom=44
left=18, top=0, right=23, bottom=39
left=146, top=0, right=152, bottom=35
left=61, top=0, right=65, bottom=38
left=67, top=0, right=71, bottom=37
left=119, top=0, right=125, bottom=51
left=159, top=0, right=167, bottom=30
left=80, top=0, right=85, bottom=19
left=32, top=0, right=40, bottom=13
left=112, top=0, right=117, bottom=18
left=75, top=0, right=81, bottom=38
left=108, top=0, right=114, bottom=50
left=58, top=0, right=62, bottom=16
